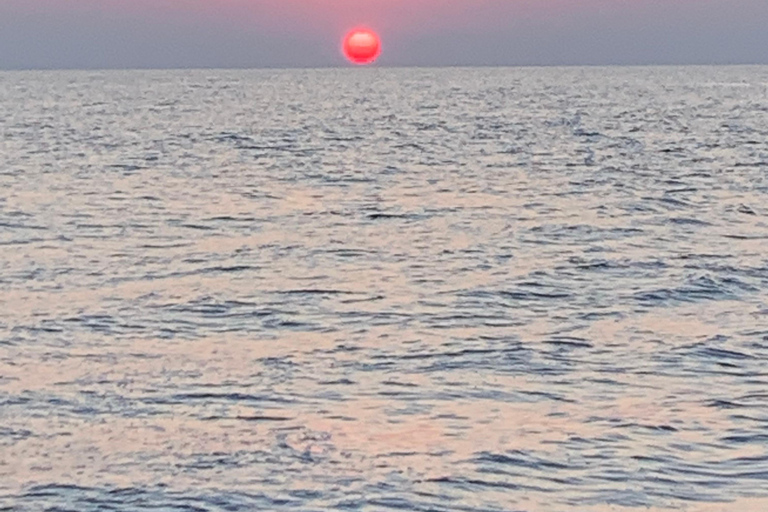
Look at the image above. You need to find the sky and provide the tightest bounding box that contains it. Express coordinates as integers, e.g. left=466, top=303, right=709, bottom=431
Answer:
left=1, top=0, right=767, bottom=69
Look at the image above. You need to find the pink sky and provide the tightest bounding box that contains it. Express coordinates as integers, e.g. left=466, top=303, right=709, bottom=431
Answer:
left=1, top=0, right=767, bottom=68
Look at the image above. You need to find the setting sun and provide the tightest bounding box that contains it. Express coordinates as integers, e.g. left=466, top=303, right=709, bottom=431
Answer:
left=342, top=28, right=381, bottom=65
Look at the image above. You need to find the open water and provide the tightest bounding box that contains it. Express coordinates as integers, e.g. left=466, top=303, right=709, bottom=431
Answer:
left=2, top=67, right=768, bottom=511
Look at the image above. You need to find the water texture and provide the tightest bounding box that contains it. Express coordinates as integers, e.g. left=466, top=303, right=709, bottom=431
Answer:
left=1, top=67, right=768, bottom=511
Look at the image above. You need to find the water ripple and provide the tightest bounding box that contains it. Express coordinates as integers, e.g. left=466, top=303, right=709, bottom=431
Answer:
left=2, top=66, right=768, bottom=511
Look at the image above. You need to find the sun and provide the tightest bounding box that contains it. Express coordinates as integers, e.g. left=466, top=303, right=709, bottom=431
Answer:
left=342, top=28, right=381, bottom=65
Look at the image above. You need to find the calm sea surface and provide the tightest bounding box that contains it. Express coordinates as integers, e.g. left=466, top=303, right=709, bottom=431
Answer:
left=2, top=67, right=768, bottom=511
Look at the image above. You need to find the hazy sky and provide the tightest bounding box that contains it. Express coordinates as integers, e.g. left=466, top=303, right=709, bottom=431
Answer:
left=1, top=0, right=767, bottom=69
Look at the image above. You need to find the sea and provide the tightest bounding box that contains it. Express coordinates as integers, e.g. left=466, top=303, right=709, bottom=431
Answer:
left=1, top=66, right=768, bottom=511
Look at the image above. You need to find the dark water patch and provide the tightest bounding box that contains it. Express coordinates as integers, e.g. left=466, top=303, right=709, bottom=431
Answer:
left=632, top=274, right=753, bottom=305
left=543, top=337, right=593, bottom=349
left=0, top=427, right=34, bottom=443
left=706, top=399, right=749, bottom=409
left=698, top=347, right=756, bottom=361
left=474, top=451, right=575, bottom=471
left=13, top=485, right=298, bottom=511
left=179, top=223, right=216, bottom=231
left=720, top=434, right=768, bottom=444
left=205, top=216, right=258, bottom=223
left=275, top=289, right=359, bottom=296
left=165, top=393, right=295, bottom=405
left=669, top=217, right=713, bottom=226
left=141, top=265, right=259, bottom=280
left=722, top=233, right=768, bottom=240
left=201, top=415, right=292, bottom=422
left=425, top=476, right=531, bottom=492
left=616, top=422, right=679, bottom=432
left=318, top=378, right=356, bottom=386
left=365, top=212, right=424, bottom=221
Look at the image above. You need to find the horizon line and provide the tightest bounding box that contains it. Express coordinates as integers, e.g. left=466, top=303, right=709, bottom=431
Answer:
left=2, top=61, right=768, bottom=73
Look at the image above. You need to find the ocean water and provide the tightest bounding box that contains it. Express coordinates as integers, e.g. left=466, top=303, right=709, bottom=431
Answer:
left=1, top=66, right=768, bottom=511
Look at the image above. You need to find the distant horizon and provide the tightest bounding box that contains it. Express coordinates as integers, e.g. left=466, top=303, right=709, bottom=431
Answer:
left=3, top=62, right=768, bottom=73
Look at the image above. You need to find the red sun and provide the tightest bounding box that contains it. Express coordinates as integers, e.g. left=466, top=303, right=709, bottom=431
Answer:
left=343, top=28, right=381, bottom=65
